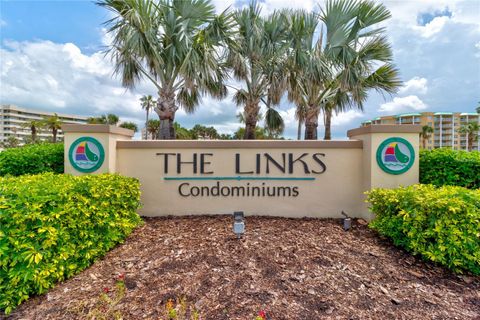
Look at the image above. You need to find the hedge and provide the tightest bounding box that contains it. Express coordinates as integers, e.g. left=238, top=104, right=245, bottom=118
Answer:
left=367, top=184, right=480, bottom=275
left=420, top=149, right=480, bottom=189
left=0, top=173, right=142, bottom=314
left=0, top=143, right=64, bottom=176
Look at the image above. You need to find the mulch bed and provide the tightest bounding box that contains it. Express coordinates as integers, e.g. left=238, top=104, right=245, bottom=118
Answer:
left=6, top=216, right=480, bottom=320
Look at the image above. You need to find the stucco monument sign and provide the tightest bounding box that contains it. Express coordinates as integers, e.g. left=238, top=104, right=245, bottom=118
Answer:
left=63, top=124, right=421, bottom=220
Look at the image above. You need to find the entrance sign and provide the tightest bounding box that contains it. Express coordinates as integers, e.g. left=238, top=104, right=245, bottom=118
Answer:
left=376, top=137, right=415, bottom=175
left=62, top=124, right=421, bottom=220
left=68, top=137, right=105, bottom=173
left=157, top=151, right=327, bottom=198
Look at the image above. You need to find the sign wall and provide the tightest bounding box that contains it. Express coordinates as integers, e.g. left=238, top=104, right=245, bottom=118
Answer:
left=63, top=124, right=421, bottom=220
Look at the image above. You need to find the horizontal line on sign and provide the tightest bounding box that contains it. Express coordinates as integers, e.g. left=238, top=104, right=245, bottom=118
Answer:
left=164, top=176, right=316, bottom=181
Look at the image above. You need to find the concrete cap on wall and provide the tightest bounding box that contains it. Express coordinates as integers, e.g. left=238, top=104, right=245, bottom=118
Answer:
left=347, top=125, right=422, bottom=138
left=61, top=124, right=135, bottom=137
left=116, top=139, right=363, bottom=149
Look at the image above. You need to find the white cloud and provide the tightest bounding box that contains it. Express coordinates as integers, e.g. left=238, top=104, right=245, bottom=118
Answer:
left=331, top=110, right=364, bottom=126
left=278, top=107, right=297, bottom=127
left=258, top=0, right=317, bottom=15
left=211, top=0, right=235, bottom=13
left=413, top=16, right=450, bottom=38
left=100, top=28, right=114, bottom=47
left=399, top=77, right=428, bottom=95
left=1, top=0, right=479, bottom=139
left=0, top=40, right=151, bottom=121
left=378, top=95, right=428, bottom=113
left=0, top=19, right=6, bottom=27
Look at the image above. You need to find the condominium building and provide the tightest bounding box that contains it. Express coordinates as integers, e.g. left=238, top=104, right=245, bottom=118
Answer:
left=0, top=104, right=88, bottom=144
left=362, top=112, right=480, bottom=150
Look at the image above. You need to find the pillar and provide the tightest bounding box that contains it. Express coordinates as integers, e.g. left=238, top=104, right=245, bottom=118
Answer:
left=348, top=124, right=422, bottom=219
left=62, top=124, right=134, bottom=175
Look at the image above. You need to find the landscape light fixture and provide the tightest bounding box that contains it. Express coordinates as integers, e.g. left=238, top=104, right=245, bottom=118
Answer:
left=341, top=211, right=351, bottom=231
left=233, top=211, right=245, bottom=239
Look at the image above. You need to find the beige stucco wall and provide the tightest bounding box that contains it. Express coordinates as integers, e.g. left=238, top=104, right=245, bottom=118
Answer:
left=116, top=146, right=368, bottom=219
left=62, top=124, right=422, bottom=220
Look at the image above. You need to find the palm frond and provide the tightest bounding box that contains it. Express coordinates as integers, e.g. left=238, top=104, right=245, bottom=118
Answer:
left=264, top=107, right=285, bottom=134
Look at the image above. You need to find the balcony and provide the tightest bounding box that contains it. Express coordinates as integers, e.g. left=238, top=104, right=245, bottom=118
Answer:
left=438, top=124, right=453, bottom=128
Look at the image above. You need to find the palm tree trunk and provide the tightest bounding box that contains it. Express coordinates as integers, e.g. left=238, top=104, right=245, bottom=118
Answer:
left=323, top=108, right=332, bottom=140
left=145, top=109, right=149, bottom=140
left=31, top=126, right=36, bottom=142
left=297, top=120, right=302, bottom=140
left=244, top=116, right=257, bottom=140
left=304, top=106, right=319, bottom=140
left=155, top=90, right=176, bottom=140
left=158, top=120, right=170, bottom=139
left=52, top=129, right=57, bottom=143
left=243, top=102, right=259, bottom=140
left=304, top=121, right=317, bottom=140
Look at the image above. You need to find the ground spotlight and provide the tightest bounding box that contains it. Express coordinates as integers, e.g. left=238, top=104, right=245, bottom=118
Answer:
left=233, top=211, right=245, bottom=239
left=341, top=211, right=351, bottom=231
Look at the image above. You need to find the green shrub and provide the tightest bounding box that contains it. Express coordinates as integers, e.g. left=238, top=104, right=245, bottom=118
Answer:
left=367, top=184, right=480, bottom=275
left=420, top=148, right=480, bottom=189
left=0, top=143, right=64, bottom=176
left=0, top=173, right=142, bottom=314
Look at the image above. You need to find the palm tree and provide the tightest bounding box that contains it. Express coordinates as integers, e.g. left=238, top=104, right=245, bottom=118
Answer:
left=228, top=4, right=288, bottom=139
left=140, top=95, right=154, bottom=139
left=459, top=122, right=480, bottom=151
left=286, top=1, right=401, bottom=140
left=420, top=125, right=434, bottom=149
left=106, top=113, right=120, bottom=125
left=146, top=119, right=160, bottom=140
left=476, top=101, right=480, bottom=114
left=87, top=115, right=107, bottom=124
left=119, top=122, right=139, bottom=132
left=173, top=122, right=193, bottom=139
left=282, top=10, right=319, bottom=140
left=43, top=114, right=62, bottom=143
left=21, top=120, right=43, bottom=143
left=295, top=105, right=307, bottom=140
left=87, top=113, right=120, bottom=125
left=99, top=0, right=235, bottom=139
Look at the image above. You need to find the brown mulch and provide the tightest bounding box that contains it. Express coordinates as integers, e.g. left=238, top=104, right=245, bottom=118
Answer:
left=6, top=216, right=480, bottom=320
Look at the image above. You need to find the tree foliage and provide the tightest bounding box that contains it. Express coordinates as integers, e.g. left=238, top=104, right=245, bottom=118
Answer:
left=87, top=113, right=120, bottom=125
left=119, top=121, right=139, bottom=132
left=459, top=122, right=479, bottom=151
left=0, top=143, right=64, bottom=176
left=99, top=0, right=236, bottom=139
left=228, top=4, right=287, bottom=139
left=420, top=125, right=433, bottom=149
left=42, top=114, right=63, bottom=143
left=420, top=148, right=480, bottom=189
left=285, top=0, right=401, bottom=140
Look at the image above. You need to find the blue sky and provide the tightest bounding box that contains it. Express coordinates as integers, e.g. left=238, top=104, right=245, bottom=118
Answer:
left=1, top=0, right=479, bottom=138
left=1, top=1, right=106, bottom=53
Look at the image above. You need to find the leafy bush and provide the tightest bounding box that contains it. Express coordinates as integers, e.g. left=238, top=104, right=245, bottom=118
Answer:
left=367, top=184, right=480, bottom=275
left=420, top=149, right=480, bottom=189
left=0, top=173, right=142, bottom=314
left=0, top=143, right=64, bottom=176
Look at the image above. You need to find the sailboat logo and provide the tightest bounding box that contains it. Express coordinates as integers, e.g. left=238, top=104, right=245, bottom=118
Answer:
left=383, top=143, right=409, bottom=165
left=376, top=137, right=415, bottom=175
left=69, top=137, right=105, bottom=173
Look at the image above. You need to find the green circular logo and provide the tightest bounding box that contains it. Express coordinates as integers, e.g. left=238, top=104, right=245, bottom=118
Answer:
left=68, top=137, right=105, bottom=173
left=376, top=137, right=415, bottom=175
